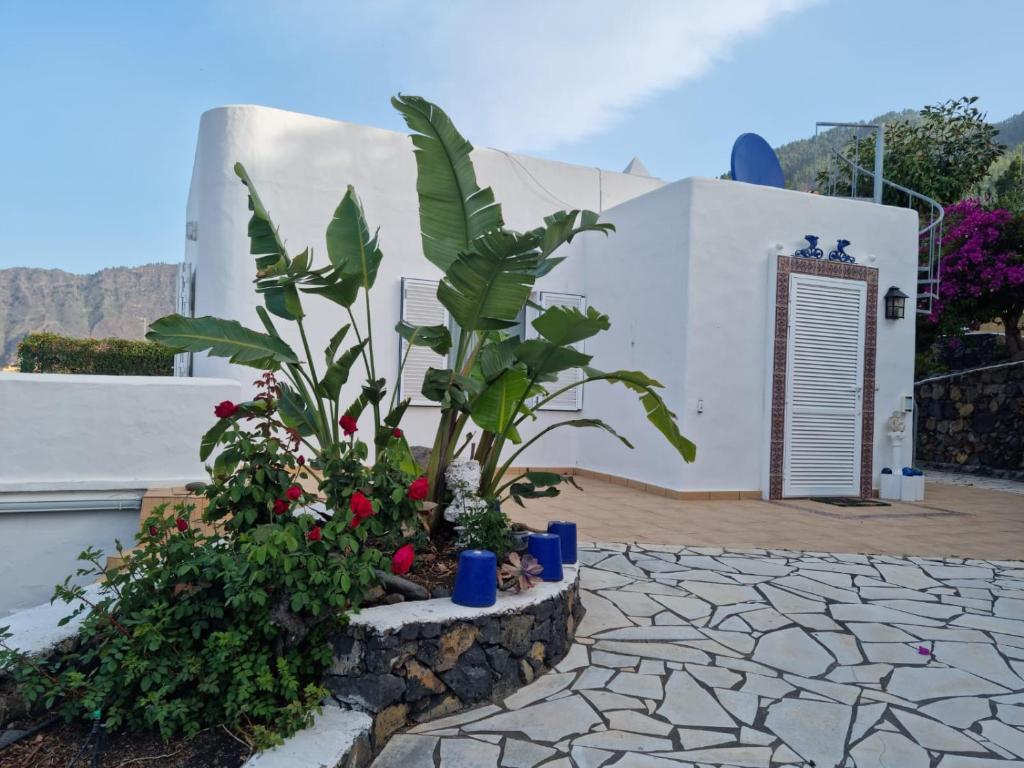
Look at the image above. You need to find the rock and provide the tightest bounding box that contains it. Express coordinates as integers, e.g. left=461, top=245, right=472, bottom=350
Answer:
left=430, top=586, right=451, bottom=599
left=440, top=646, right=494, bottom=703
left=327, top=673, right=405, bottom=713
left=372, top=703, right=410, bottom=748
left=404, top=659, right=447, bottom=701
left=519, top=659, right=535, bottom=684
left=376, top=569, right=430, bottom=601
left=410, top=445, right=431, bottom=471
left=500, top=614, right=536, bottom=655
left=384, top=593, right=406, bottom=604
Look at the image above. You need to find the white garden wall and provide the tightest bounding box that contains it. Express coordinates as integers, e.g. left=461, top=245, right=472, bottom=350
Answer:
left=0, top=373, right=240, bottom=492
left=0, top=373, right=240, bottom=614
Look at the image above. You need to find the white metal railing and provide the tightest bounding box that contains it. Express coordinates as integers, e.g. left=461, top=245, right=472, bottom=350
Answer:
left=815, top=122, right=943, bottom=316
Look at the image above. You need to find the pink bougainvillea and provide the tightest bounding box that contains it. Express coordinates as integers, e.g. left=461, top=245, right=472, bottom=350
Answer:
left=932, top=199, right=1024, bottom=357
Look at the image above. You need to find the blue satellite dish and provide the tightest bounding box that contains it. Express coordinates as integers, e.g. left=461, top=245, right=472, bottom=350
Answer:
left=730, top=133, right=785, bottom=188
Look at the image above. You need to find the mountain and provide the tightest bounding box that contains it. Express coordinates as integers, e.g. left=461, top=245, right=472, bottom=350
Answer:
left=768, top=109, right=1024, bottom=192
left=0, top=263, right=177, bottom=366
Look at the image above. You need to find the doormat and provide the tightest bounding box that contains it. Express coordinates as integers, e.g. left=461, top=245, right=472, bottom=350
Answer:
left=809, top=497, right=891, bottom=507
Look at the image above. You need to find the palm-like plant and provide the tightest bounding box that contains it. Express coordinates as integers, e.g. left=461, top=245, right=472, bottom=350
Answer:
left=148, top=94, right=696, bottom=540
left=391, top=95, right=695, bottom=526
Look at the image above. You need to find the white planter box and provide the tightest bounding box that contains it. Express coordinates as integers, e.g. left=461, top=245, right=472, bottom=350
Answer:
left=880, top=474, right=901, bottom=501
left=900, top=475, right=925, bottom=502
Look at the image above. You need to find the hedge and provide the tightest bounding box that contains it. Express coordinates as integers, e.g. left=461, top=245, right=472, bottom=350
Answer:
left=17, top=333, right=175, bottom=376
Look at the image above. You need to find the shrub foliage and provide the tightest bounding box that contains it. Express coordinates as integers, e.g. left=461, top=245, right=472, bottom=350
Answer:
left=17, top=332, right=174, bottom=376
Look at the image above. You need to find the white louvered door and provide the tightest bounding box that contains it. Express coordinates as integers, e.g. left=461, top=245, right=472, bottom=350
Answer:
left=783, top=274, right=866, bottom=497
left=537, top=292, right=586, bottom=411
left=400, top=278, right=449, bottom=406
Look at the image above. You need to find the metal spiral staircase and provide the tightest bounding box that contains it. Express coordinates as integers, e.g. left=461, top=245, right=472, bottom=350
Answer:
left=815, top=122, right=943, bottom=316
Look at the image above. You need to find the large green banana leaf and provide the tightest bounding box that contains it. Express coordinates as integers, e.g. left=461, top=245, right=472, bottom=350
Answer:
left=469, top=368, right=530, bottom=443
left=392, top=94, right=504, bottom=271
left=147, top=314, right=299, bottom=369
left=396, top=320, right=452, bottom=356
left=325, top=186, right=383, bottom=294
left=584, top=368, right=697, bottom=462
left=532, top=305, right=610, bottom=345
left=438, top=230, right=539, bottom=331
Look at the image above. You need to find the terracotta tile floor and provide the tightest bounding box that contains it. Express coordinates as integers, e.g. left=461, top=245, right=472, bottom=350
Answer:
left=511, top=477, right=1024, bottom=560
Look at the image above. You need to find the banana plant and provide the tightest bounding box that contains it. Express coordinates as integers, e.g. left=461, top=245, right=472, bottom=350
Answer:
left=391, top=95, right=696, bottom=526
left=148, top=165, right=410, bottom=462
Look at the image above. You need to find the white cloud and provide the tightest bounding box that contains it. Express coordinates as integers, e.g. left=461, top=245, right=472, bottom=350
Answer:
left=404, top=0, right=821, bottom=151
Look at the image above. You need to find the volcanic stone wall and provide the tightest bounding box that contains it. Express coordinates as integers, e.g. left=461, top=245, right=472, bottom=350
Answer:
left=915, top=362, right=1024, bottom=473
left=326, top=573, right=583, bottom=751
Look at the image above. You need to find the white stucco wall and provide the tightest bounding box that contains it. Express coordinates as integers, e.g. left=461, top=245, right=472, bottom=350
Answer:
left=185, top=105, right=663, bottom=468
left=577, top=177, right=918, bottom=492
left=0, top=373, right=240, bottom=492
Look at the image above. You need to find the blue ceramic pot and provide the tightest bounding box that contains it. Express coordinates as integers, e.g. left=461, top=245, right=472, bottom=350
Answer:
left=547, top=520, right=577, bottom=565
left=527, top=533, right=563, bottom=582
left=451, top=549, right=497, bottom=607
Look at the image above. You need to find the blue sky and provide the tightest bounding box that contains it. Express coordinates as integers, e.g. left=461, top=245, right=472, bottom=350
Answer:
left=1, top=0, right=1020, bottom=273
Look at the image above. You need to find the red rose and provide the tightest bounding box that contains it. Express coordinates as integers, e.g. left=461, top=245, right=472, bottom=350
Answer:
left=348, top=491, right=374, bottom=528
left=214, top=400, right=239, bottom=419
left=308, top=525, right=322, bottom=542
left=391, top=543, right=415, bottom=576
left=273, top=499, right=289, bottom=515
left=286, top=485, right=303, bottom=501
left=391, top=428, right=403, bottom=439
left=407, top=476, right=429, bottom=501
left=175, top=517, right=188, bottom=532
left=148, top=525, right=159, bottom=537
left=339, top=415, right=358, bottom=436
left=296, top=455, right=305, bottom=466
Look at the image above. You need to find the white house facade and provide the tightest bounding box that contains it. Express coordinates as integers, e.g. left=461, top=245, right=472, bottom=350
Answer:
left=182, top=104, right=920, bottom=500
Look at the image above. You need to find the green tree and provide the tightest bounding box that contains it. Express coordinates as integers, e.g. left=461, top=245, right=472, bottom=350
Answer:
left=992, top=153, right=1024, bottom=212
left=820, top=97, right=1005, bottom=205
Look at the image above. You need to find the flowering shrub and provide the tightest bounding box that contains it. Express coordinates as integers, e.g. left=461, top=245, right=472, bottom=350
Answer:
left=932, top=199, right=1024, bottom=357
left=0, top=499, right=380, bottom=748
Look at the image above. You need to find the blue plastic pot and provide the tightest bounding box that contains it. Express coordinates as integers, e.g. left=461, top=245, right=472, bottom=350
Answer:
left=547, top=520, right=578, bottom=565
left=528, top=533, right=563, bottom=582
left=451, top=549, right=497, bottom=607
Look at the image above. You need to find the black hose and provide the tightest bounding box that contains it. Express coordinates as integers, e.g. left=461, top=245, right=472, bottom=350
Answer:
left=0, top=713, right=60, bottom=754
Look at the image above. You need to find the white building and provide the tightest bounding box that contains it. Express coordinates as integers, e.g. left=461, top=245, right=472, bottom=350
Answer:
left=182, top=104, right=919, bottom=502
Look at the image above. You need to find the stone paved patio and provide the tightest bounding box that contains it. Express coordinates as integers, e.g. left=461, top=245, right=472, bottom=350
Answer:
left=375, top=542, right=1024, bottom=767
left=511, top=478, right=1024, bottom=561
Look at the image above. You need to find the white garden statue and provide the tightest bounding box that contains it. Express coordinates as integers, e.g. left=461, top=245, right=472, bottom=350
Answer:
left=444, top=459, right=488, bottom=523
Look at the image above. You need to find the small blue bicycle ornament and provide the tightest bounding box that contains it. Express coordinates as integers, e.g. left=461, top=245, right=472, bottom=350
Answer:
left=828, top=239, right=855, bottom=263
left=794, top=235, right=823, bottom=259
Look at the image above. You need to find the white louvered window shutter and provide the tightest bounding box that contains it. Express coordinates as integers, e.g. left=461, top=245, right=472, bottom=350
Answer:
left=399, top=278, right=449, bottom=406
left=536, top=292, right=586, bottom=412
left=783, top=274, right=866, bottom=497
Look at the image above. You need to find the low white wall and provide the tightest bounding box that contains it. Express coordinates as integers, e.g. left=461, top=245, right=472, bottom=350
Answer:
left=0, top=503, right=139, bottom=616
left=0, top=373, right=241, bottom=492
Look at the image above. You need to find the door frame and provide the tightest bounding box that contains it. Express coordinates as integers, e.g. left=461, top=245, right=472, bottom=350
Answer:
left=768, top=255, right=878, bottom=499
left=782, top=273, right=867, bottom=497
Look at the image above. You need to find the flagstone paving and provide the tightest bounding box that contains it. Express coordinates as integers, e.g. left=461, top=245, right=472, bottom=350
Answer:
left=374, top=542, right=1024, bottom=767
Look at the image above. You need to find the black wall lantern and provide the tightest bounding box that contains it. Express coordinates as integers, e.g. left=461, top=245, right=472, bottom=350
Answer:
left=884, top=286, right=909, bottom=320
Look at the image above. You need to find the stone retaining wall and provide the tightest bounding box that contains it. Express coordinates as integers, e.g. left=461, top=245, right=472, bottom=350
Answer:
left=915, top=361, right=1024, bottom=472
left=325, top=566, right=583, bottom=752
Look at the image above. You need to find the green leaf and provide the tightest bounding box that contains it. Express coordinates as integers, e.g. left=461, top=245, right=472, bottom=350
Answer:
left=234, top=163, right=288, bottom=271
left=384, top=399, right=410, bottom=428
left=438, top=230, right=540, bottom=331
left=319, top=341, right=368, bottom=401
left=470, top=368, right=530, bottom=442
left=392, top=94, right=504, bottom=271
left=324, top=324, right=351, bottom=365
left=396, top=320, right=452, bottom=356
left=515, top=339, right=591, bottom=378
left=584, top=368, right=696, bottom=462
left=278, top=382, right=319, bottom=437
left=475, top=334, right=520, bottom=382
left=532, top=305, right=610, bottom=346
left=146, top=314, right=299, bottom=369
left=199, top=419, right=231, bottom=462
left=325, top=187, right=383, bottom=294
